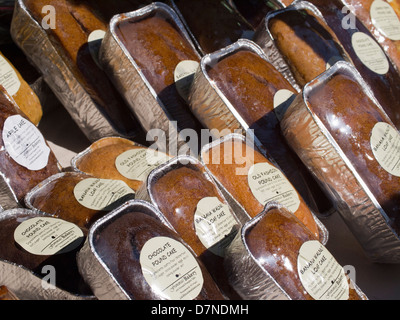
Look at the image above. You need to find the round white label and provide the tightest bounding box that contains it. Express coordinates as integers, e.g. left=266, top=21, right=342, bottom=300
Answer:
left=14, top=217, right=84, bottom=256
left=174, top=60, right=199, bottom=102
left=352, top=32, right=389, bottom=75
left=370, top=0, right=400, bottom=40
left=2, top=115, right=50, bottom=171
left=140, top=236, right=204, bottom=300
left=194, top=197, right=239, bottom=257
left=0, top=54, right=21, bottom=96
left=88, top=29, right=106, bottom=69
left=115, top=148, right=171, bottom=182
left=297, top=240, right=349, bottom=300
left=370, top=122, right=400, bottom=176
left=273, top=89, right=296, bottom=121
left=73, top=178, right=135, bottom=210
left=247, top=162, right=300, bottom=213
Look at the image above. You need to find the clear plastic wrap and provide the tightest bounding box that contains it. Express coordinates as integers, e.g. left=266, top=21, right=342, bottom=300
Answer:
left=10, top=0, right=143, bottom=142
left=145, top=155, right=242, bottom=299
left=280, top=61, right=400, bottom=263
left=99, top=2, right=203, bottom=155
left=0, top=208, right=94, bottom=300
left=224, top=202, right=368, bottom=300
left=76, top=199, right=225, bottom=300
left=199, top=133, right=329, bottom=245
left=71, top=136, right=171, bottom=192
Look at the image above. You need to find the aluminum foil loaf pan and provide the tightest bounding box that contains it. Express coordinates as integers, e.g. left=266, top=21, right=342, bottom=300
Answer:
left=0, top=208, right=95, bottom=300
left=280, top=60, right=400, bottom=263
left=10, top=0, right=141, bottom=142
left=224, top=201, right=368, bottom=300
left=99, top=2, right=202, bottom=156
left=199, top=133, right=329, bottom=245
left=76, top=199, right=224, bottom=300
left=252, top=0, right=352, bottom=90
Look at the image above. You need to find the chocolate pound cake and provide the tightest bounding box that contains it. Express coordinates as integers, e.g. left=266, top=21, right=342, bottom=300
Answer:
left=94, top=211, right=225, bottom=300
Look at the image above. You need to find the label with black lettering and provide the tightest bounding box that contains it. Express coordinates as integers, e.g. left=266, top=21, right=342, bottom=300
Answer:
left=0, top=54, right=20, bottom=96
left=247, top=162, right=300, bottom=213
left=273, top=89, right=296, bottom=121
left=371, top=0, right=400, bottom=40
left=194, top=197, right=239, bottom=257
left=370, top=122, right=400, bottom=176
left=2, top=115, right=50, bottom=170
left=14, top=217, right=84, bottom=255
left=297, top=240, right=349, bottom=300
left=140, top=236, right=204, bottom=300
left=73, top=178, right=135, bottom=210
left=115, top=148, right=171, bottom=181
left=88, top=29, right=106, bottom=68
left=352, top=32, right=389, bottom=75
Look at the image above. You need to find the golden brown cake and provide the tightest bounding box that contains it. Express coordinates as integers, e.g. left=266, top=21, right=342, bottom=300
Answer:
left=202, top=139, right=320, bottom=239
left=307, top=73, right=400, bottom=235
left=0, top=50, right=42, bottom=125
left=172, top=0, right=255, bottom=54
left=27, top=172, right=134, bottom=231
left=246, top=206, right=363, bottom=300
left=23, top=0, right=141, bottom=136
left=115, top=14, right=203, bottom=133
left=0, top=211, right=92, bottom=296
left=75, top=137, right=167, bottom=191
left=0, top=86, right=60, bottom=203
left=206, top=49, right=328, bottom=212
left=94, top=210, right=225, bottom=300
left=150, top=164, right=241, bottom=299
left=268, top=9, right=348, bottom=87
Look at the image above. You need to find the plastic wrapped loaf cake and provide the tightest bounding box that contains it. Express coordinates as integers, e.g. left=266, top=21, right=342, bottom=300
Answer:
left=224, top=203, right=368, bottom=300
left=280, top=61, right=400, bottom=263
left=71, top=136, right=171, bottom=192
left=0, top=50, right=42, bottom=125
left=77, top=200, right=225, bottom=300
left=147, top=156, right=242, bottom=299
left=0, top=86, right=60, bottom=208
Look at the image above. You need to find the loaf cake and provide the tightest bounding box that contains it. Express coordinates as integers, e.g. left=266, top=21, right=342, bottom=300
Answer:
left=26, top=172, right=135, bottom=231
left=74, top=137, right=170, bottom=192
left=23, top=0, right=140, bottom=137
left=305, top=73, right=400, bottom=235
left=0, top=86, right=60, bottom=203
left=171, top=0, right=255, bottom=54
left=268, top=9, right=348, bottom=87
left=115, top=13, right=203, bottom=134
left=94, top=210, right=225, bottom=300
left=0, top=50, right=42, bottom=125
left=0, top=211, right=92, bottom=296
left=150, top=163, right=241, bottom=299
left=246, top=206, right=364, bottom=300
left=338, top=0, right=400, bottom=73
left=307, top=0, right=400, bottom=129
left=206, top=49, right=328, bottom=212
left=202, top=138, right=320, bottom=239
